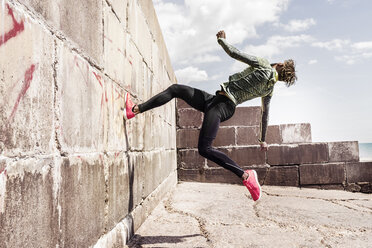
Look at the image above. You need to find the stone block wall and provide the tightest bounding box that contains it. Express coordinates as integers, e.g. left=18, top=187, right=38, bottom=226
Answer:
left=177, top=99, right=372, bottom=193
left=0, top=0, right=177, bottom=247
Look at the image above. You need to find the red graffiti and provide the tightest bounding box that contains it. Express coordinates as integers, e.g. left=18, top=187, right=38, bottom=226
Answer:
left=92, top=71, right=103, bottom=87
left=117, top=48, right=125, bottom=57
left=103, top=35, right=113, bottom=43
left=0, top=168, right=6, bottom=176
left=0, top=4, right=25, bottom=47
left=8, top=64, right=37, bottom=122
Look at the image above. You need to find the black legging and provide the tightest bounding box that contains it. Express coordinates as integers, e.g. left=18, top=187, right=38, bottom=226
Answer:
left=138, top=84, right=245, bottom=178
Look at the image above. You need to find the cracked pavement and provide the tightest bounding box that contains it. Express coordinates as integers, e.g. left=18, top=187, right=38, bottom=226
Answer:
left=126, top=182, right=372, bottom=248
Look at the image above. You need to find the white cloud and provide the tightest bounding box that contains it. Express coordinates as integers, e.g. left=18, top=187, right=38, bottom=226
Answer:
left=351, top=41, right=372, bottom=50
left=312, top=39, right=350, bottom=51
left=154, top=0, right=290, bottom=65
left=308, top=59, right=318, bottom=65
left=175, top=66, right=208, bottom=84
left=244, top=34, right=314, bottom=59
left=279, top=18, right=316, bottom=32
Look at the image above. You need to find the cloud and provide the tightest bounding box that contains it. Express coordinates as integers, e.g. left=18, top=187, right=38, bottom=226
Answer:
left=351, top=41, right=372, bottom=50
left=308, top=59, right=318, bottom=65
left=243, top=34, right=314, bottom=59
left=278, top=18, right=316, bottom=32
left=312, top=39, right=350, bottom=51
left=154, top=0, right=290, bottom=65
left=175, top=66, right=208, bottom=84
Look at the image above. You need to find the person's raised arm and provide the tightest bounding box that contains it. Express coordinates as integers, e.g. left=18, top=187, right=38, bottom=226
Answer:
left=216, top=30, right=260, bottom=67
left=258, top=95, right=272, bottom=151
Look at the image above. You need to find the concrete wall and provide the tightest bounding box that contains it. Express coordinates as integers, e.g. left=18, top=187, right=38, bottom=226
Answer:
left=0, top=0, right=177, bottom=247
left=177, top=99, right=372, bottom=193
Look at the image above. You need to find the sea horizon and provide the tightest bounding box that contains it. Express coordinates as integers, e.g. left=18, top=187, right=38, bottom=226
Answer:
left=359, top=143, right=372, bottom=162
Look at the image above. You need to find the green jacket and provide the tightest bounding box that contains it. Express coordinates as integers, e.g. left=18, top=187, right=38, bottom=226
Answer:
left=218, top=38, right=278, bottom=142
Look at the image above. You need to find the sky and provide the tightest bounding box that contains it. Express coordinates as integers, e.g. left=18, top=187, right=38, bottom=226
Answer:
left=153, top=0, right=372, bottom=143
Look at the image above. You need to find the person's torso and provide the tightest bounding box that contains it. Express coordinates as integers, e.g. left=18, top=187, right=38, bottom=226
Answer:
left=220, top=58, right=277, bottom=105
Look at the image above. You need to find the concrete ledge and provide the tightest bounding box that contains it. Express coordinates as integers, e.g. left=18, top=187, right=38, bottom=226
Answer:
left=299, top=163, right=346, bottom=185
left=267, top=144, right=300, bottom=165
left=264, top=166, right=299, bottom=186
left=178, top=166, right=268, bottom=185
left=328, top=141, right=359, bottom=162
left=346, top=162, right=372, bottom=183
left=280, top=123, right=312, bottom=144
left=298, top=143, right=329, bottom=164
left=220, top=107, right=261, bottom=127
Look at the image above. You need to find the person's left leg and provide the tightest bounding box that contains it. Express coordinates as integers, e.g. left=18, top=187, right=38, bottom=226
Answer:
left=197, top=97, right=245, bottom=179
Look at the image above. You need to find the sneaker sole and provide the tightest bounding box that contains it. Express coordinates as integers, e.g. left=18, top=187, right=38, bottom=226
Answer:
left=252, top=170, right=262, bottom=201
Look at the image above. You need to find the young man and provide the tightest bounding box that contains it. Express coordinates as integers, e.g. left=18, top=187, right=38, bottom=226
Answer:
left=123, top=30, right=297, bottom=201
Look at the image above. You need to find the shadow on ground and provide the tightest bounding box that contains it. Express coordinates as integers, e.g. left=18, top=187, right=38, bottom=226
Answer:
left=127, top=234, right=202, bottom=247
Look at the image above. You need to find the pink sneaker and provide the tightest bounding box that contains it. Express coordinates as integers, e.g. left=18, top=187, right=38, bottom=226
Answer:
left=123, top=92, right=136, bottom=120
left=243, top=170, right=262, bottom=201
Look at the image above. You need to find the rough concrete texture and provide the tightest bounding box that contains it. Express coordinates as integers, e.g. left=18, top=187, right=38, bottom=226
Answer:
left=1, top=0, right=177, bottom=246
left=128, top=182, right=372, bottom=248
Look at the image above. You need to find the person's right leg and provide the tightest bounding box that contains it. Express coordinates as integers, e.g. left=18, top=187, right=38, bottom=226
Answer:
left=137, top=84, right=212, bottom=113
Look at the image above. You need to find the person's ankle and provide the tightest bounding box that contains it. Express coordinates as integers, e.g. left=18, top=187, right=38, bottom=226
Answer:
left=132, top=105, right=140, bottom=114
left=242, top=172, right=249, bottom=181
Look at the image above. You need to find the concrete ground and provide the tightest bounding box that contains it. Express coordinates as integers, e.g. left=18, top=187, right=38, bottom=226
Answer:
left=127, top=182, right=372, bottom=248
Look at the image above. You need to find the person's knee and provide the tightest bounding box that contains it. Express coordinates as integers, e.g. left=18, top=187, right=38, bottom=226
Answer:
left=198, top=144, right=210, bottom=158
left=167, top=84, right=180, bottom=96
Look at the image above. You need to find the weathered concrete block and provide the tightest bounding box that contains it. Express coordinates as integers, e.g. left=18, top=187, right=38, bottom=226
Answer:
left=20, top=0, right=104, bottom=64
left=105, top=82, right=128, bottom=151
left=220, top=107, right=261, bottom=127
left=346, top=162, right=372, bottom=183
left=106, top=152, right=130, bottom=231
left=208, top=146, right=266, bottom=167
left=267, top=144, right=301, bottom=165
left=280, top=123, right=312, bottom=144
left=126, top=107, right=148, bottom=151
left=0, top=3, right=55, bottom=157
left=124, top=37, right=145, bottom=96
left=0, top=157, right=58, bottom=248
left=128, top=152, right=145, bottom=211
left=264, top=166, right=299, bottom=186
left=178, top=149, right=205, bottom=169
left=236, top=125, right=281, bottom=145
left=57, top=44, right=106, bottom=153
left=178, top=166, right=267, bottom=185
left=266, top=125, right=282, bottom=144
left=177, top=108, right=203, bottom=128
left=299, top=143, right=329, bottom=164
left=299, top=163, right=346, bottom=185
left=178, top=168, right=204, bottom=182
left=127, top=0, right=152, bottom=66
left=59, top=155, right=106, bottom=247
left=106, top=0, right=128, bottom=24
left=214, top=127, right=235, bottom=147
left=177, top=129, right=199, bottom=149
left=236, top=126, right=259, bottom=146
left=104, top=5, right=127, bottom=87
left=204, top=168, right=243, bottom=184
left=328, top=141, right=359, bottom=162
left=176, top=99, right=190, bottom=109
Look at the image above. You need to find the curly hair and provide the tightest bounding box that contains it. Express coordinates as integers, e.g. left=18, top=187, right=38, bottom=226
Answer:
left=280, top=59, right=297, bottom=87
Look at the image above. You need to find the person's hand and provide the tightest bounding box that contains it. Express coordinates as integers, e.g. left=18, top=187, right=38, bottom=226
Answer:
left=216, top=30, right=226, bottom=39
left=260, top=141, right=268, bottom=152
